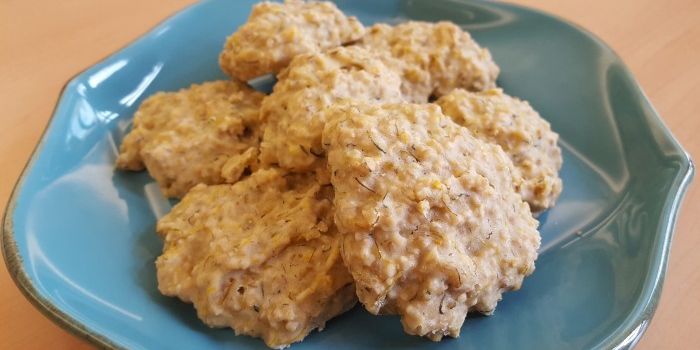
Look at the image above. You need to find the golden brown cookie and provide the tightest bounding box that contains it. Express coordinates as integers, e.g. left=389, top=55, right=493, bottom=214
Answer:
left=220, top=0, right=365, bottom=81
left=156, top=168, right=356, bottom=349
left=359, top=21, right=499, bottom=102
left=437, top=88, right=562, bottom=212
left=322, top=102, right=539, bottom=340
left=116, top=80, right=264, bottom=198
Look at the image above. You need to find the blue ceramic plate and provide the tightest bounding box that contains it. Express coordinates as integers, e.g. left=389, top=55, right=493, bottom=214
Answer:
left=2, top=0, right=694, bottom=349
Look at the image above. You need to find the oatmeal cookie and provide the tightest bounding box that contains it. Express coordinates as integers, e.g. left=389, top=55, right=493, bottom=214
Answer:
left=156, top=168, right=356, bottom=349
left=437, top=88, right=562, bottom=212
left=220, top=0, right=365, bottom=81
left=323, top=102, right=539, bottom=340
left=116, top=80, right=264, bottom=198
left=359, top=21, right=499, bottom=102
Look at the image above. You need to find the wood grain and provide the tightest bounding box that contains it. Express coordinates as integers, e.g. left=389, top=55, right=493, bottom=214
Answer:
left=0, top=0, right=697, bottom=348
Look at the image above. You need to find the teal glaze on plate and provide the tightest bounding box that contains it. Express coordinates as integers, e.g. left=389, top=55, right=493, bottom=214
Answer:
left=1, top=0, right=694, bottom=349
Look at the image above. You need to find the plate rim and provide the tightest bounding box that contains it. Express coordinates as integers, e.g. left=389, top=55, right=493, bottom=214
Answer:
left=1, top=0, right=695, bottom=349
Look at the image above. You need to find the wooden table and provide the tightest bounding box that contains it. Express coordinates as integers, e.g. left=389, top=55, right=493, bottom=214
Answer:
left=1, top=0, right=697, bottom=348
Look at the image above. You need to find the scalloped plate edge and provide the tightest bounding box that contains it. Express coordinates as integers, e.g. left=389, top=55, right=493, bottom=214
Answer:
left=1, top=1, right=695, bottom=349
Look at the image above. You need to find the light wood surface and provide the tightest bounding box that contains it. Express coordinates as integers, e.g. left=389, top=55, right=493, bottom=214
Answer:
left=1, top=0, right=698, bottom=348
